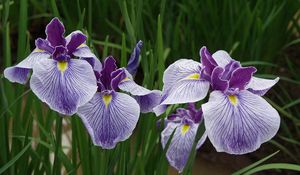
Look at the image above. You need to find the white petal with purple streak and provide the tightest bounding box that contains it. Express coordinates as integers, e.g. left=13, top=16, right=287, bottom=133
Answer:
left=246, top=76, right=279, bottom=96
left=77, top=92, right=140, bottom=149
left=161, top=122, right=206, bottom=173
left=212, top=50, right=232, bottom=68
left=4, top=49, right=50, bottom=84
left=202, top=90, right=280, bottom=154
left=30, top=58, right=97, bottom=115
left=119, top=76, right=162, bottom=113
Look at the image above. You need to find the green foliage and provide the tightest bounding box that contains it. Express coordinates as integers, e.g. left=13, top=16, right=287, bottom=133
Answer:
left=1, top=0, right=300, bottom=174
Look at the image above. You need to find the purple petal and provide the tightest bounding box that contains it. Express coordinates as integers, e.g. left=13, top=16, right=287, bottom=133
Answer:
left=133, top=90, right=162, bottom=113
left=200, top=46, right=217, bottom=75
left=35, top=38, right=54, bottom=53
left=202, top=90, right=280, bottom=154
left=246, top=77, right=279, bottom=96
left=221, top=60, right=241, bottom=80
left=77, top=91, right=140, bottom=149
left=212, top=50, right=233, bottom=68
left=160, top=78, right=210, bottom=105
left=229, top=66, right=257, bottom=90
left=161, top=122, right=205, bottom=173
left=30, top=58, right=97, bottom=115
left=100, top=56, right=117, bottom=90
left=127, top=40, right=143, bottom=75
left=111, top=69, right=126, bottom=91
left=45, top=18, right=66, bottom=47
left=66, top=31, right=87, bottom=54
left=211, top=67, right=229, bottom=92
left=118, top=73, right=162, bottom=113
left=52, top=46, right=69, bottom=61
left=3, top=49, right=50, bottom=84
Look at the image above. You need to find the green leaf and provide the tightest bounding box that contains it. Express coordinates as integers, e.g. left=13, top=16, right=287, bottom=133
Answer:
left=0, top=142, right=32, bottom=174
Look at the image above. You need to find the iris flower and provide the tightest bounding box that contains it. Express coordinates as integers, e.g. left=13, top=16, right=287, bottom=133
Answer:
left=77, top=41, right=161, bottom=149
left=201, top=48, right=280, bottom=154
left=4, top=18, right=99, bottom=116
left=161, top=103, right=207, bottom=173
left=156, top=46, right=280, bottom=155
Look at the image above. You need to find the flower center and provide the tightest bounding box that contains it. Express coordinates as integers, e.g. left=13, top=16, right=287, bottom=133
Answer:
left=181, top=124, right=190, bottom=135
left=228, top=95, right=238, bottom=106
left=186, top=73, right=200, bottom=80
left=57, top=61, right=68, bottom=73
left=102, top=94, right=112, bottom=108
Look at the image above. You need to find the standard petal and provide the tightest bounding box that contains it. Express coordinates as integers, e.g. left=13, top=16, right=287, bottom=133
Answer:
left=212, top=50, right=233, bottom=68
left=127, top=40, right=143, bottom=75
left=66, top=31, right=87, bottom=54
left=246, top=76, right=279, bottom=96
left=202, top=90, right=280, bottom=154
left=118, top=77, right=162, bottom=113
left=160, top=79, right=210, bottom=105
left=77, top=92, right=140, bottom=149
left=30, top=59, right=97, bottom=115
left=200, top=46, right=217, bottom=75
left=45, top=18, right=66, bottom=47
left=229, top=67, right=257, bottom=90
left=3, top=49, right=50, bottom=84
left=161, top=122, right=200, bottom=173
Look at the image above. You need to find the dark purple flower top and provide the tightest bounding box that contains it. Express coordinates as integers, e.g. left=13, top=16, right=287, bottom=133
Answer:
left=167, top=103, right=202, bottom=126
left=95, top=56, right=126, bottom=93
left=200, top=47, right=257, bottom=95
left=35, top=18, right=87, bottom=62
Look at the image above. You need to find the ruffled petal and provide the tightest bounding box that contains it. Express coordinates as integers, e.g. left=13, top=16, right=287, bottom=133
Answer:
left=3, top=49, right=50, bottom=84
left=212, top=50, right=233, bottom=68
left=45, top=18, right=66, bottom=47
left=229, top=67, right=257, bottom=90
left=202, top=90, right=280, bottom=154
left=30, top=58, right=97, bottom=115
left=118, top=75, right=162, bottom=113
left=161, top=122, right=205, bottom=173
left=77, top=92, right=140, bottom=149
left=246, top=77, right=279, bottom=96
left=200, top=46, right=217, bottom=75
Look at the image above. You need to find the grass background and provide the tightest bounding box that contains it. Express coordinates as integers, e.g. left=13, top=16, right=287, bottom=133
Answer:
left=1, top=0, right=300, bottom=174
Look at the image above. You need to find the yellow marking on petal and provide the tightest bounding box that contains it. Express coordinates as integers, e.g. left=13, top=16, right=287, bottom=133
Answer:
left=102, top=94, right=112, bottom=108
left=34, top=48, right=45, bottom=53
left=77, top=43, right=86, bottom=49
left=228, top=95, right=238, bottom=106
left=57, top=61, right=68, bottom=73
left=122, top=77, right=130, bottom=82
left=181, top=124, right=190, bottom=135
left=185, top=73, right=200, bottom=80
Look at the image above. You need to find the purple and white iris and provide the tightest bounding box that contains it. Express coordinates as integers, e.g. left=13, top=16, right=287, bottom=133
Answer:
left=4, top=18, right=99, bottom=116
left=161, top=103, right=207, bottom=173
left=77, top=42, right=161, bottom=149
left=156, top=46, right=280, bottom=155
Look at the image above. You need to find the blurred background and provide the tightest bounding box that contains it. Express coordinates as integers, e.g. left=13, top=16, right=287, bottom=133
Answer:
left=1, top=0, right=300, bottom=174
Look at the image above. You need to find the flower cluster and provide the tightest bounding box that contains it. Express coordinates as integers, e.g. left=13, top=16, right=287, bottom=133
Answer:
left=155, top=47, right=280, bottom=172
left=4, top=18, right=161, bottom=149
left=3, top=18, right=280, bottom=173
